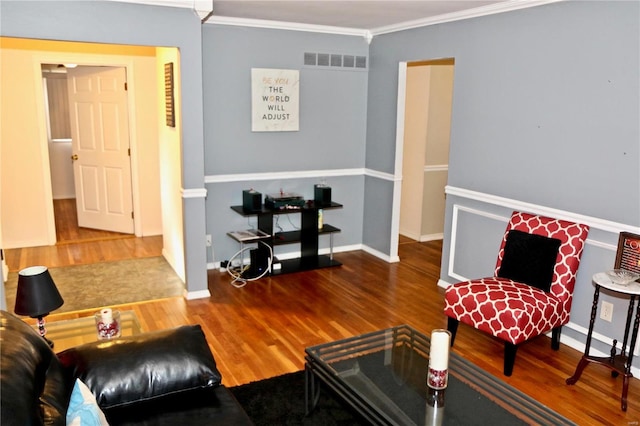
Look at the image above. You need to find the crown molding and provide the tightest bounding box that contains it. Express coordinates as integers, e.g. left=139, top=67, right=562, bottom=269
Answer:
left=370, top=0, right=564, bottom=36
left=106, top=0, right=560, bottom=39
left=104, top=0, right=213, bottom=20
left=203, top=15, right=371, bottom=39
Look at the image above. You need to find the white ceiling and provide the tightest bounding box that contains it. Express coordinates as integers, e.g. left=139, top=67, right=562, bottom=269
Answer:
left=121, top=0, right=557, bottom=34
left=208, top=1, right=508, bottom=31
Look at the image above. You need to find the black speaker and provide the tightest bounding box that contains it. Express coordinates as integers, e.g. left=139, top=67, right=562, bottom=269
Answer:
left=314, top=184, right=331, bottom=206
left=247, top=248, right=269, bottom=278
left=243, top=190, right=262, bottom=212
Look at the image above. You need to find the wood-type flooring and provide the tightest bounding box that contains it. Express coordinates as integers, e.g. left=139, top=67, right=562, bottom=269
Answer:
left=4, top=208, right=639, bottom=424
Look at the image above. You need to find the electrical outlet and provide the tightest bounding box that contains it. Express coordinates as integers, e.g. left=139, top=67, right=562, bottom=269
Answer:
left=206, top=234, right=212, bottom=247
left=600, top=301, right=614, bottom=322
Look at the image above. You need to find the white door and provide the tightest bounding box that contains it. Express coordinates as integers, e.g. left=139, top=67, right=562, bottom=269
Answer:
left=67, top=66, right=134, bottom=234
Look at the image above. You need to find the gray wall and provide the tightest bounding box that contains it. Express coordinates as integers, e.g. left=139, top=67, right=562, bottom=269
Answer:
left=202, top=24, right=369, bottom=262
left=367, top=1, right=639, bottom=357
left=0, top=0, right=209, bottom=294
left=4, top=0, right=639, bottom=359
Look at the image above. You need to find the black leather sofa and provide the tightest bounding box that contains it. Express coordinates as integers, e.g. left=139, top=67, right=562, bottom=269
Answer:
left=0, top=310, right=253, bottom=425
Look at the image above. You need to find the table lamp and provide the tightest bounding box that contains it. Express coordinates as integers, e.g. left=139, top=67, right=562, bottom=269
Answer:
left=14, top=266, right=64, bottom=348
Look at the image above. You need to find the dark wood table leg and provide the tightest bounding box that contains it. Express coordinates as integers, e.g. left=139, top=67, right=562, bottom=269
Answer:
left=620, top=297, right=640, bottom=411
left=567, top=285, right=600, bottom=385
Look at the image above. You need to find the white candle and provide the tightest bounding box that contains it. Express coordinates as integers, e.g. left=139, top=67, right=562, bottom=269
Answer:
left=429, top=329, right=451, bottom=371
left=101, top=308, right=113, bottom=324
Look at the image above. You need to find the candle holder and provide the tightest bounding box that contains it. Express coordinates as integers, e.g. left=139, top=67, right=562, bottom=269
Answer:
left=427, top=329, right=451, bottom=408
left=427, top=365, right=449, bottom=390
left=425, top=396, right=445, bottom=425
left=95, top=308, right=121, bottom=340
left=426, top=386, right=446, bottom=408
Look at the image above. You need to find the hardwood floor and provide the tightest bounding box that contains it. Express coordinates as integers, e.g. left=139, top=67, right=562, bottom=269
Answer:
left=5, top=199, right=162, bottom=271
left=53, top=198, right=133, bottom=244
left=5, top=220, right=639, bottom=423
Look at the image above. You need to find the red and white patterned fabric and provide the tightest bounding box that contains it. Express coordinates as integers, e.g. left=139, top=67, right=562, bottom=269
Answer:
left=444, top=211, right=589, bottom=345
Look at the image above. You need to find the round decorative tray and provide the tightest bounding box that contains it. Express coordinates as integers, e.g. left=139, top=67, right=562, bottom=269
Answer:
left=606, top=269, right=640, bottom=286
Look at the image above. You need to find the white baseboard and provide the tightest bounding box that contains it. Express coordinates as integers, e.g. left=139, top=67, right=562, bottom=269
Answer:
left=420, top=233, right=443, bottom=242
left=184, top=289, right=211, bottom=300
left=362, top=244, right=400, bottom=263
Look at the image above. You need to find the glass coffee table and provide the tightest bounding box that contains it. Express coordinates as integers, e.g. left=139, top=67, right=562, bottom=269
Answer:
left=35, top=310, right=142, bottom=353
left=305, top=325, right=574, bottom=425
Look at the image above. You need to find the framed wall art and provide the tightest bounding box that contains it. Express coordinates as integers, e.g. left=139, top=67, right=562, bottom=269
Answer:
left=251, top=68, right=299, bottom=132
left=614, top=231, right=640, bottom=275
left=164, top=62, right=175, bottom=127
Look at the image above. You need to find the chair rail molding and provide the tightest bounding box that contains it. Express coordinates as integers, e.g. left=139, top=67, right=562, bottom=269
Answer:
left=181, top=188, right=207, bottom=198
left=205, top=168, right=364, bottom=184
left=445, top=186, right=640, bottom=235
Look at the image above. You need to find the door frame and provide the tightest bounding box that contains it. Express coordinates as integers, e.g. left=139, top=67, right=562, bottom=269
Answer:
left=33, top=53, right=142, bottom=243
left=393, top=59, right=455, bottom=252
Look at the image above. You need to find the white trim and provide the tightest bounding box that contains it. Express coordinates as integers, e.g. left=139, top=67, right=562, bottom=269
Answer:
left=184, top=289, right=211, bottom=300
left=104, top=0, right=213, bottom=19
left=370, top=0, right=563, bottom=36
left=394, top=63, right=408, bottom=181
left=421, top=233, right=444, bottom=242
left=206, top=168, right=402, bottom=184
left=205, top=168, right=363, bottom=184
left=123, top=64, right=142, bottom=237
left=445, top=185, right=640, bottom=235
left=362, top=244, right=400, bottom=263
left=32, top=60, right=57, bottom=245
left=389, top=61, right=408, bottom=263
left=448, top=204, right=508, bottom=282
left=124, top=0, right=557, bottom=40
left=31, top=53, right=143, bottom=243
left=424, top=165, right=448, bottom=173
left=181, top=188, right=207, bottom=198
left=446, top=200, right=633, bottom=284
left=204, top=16, right=371, bottom=39
left=2, top=254, right=9, bottom=283
left=364, top=168, right=397, bottom=182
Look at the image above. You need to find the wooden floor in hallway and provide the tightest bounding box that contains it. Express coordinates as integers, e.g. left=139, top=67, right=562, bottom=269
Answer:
left=5, top=198, right=162, bottom=271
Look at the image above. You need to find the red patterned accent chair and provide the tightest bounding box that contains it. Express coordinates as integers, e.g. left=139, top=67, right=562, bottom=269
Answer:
left=443, top=211, right=589, bottom=376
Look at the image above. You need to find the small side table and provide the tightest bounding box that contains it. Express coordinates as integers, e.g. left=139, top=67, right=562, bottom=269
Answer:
left=32, top=310, right=142, bottom=353
left=566, top=272, right=640, bottom=411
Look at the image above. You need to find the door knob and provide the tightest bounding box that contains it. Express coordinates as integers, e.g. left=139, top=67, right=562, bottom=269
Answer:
left=71, top=154, right=78, bottom=161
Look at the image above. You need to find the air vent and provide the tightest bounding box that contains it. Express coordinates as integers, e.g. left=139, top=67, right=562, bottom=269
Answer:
left=303, top=52, right=367, bottom=71
left=304, top=52, right=317, bottom=66
left=317, top=53, right=330, bottom=67
left=343, top=55, right=355, bottom=68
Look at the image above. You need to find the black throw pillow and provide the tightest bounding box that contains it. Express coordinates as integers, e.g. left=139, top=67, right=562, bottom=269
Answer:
left=497, top=229, right=561, bottom=292
left=58, top=325, right=222, bottom=409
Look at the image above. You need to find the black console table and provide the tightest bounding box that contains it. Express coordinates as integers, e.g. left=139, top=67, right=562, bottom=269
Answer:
left=230, top=201, right=342, bottom=275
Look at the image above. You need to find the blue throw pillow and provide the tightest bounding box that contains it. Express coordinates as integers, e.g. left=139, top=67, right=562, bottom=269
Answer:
left=66, top=379, right=109, bottom=426
left=497, top=229, right=561, bottom=292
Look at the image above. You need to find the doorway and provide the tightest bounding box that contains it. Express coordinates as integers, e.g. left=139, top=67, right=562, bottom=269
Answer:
left=394, top=59, right=455, bottom=252
left=42, top=64, right=135, bottom=241
left=1, top=37, right=186, bottom=278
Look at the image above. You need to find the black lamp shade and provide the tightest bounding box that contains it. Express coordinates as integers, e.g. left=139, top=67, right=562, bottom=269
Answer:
left=14, top=266, right=64, bottom=317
